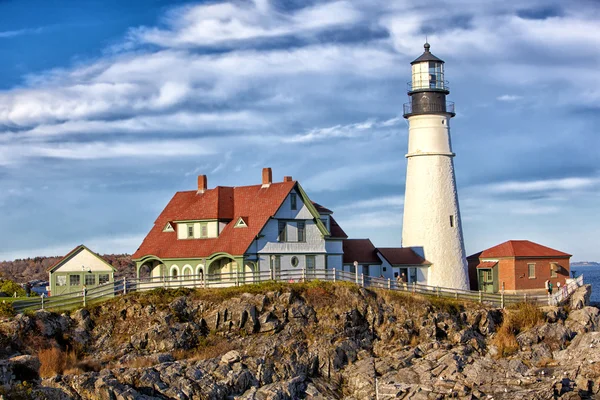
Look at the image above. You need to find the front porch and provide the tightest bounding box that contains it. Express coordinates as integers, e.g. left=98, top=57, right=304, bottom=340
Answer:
left=135, top=253, right=258, bottom=288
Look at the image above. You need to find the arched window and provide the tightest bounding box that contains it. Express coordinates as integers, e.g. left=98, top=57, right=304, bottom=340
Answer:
left=170, top=265, right=179, bottom=280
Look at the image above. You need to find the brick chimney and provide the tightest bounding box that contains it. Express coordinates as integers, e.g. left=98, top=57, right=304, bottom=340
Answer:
left=283, top=176, right=293, bottom=182
left=262, top=168, right=272, bottom=187
left=197, top=175, right=207, bottom=194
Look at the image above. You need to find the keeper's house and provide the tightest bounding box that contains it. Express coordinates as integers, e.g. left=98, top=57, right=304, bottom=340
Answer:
left=132, top=168, right=349, bottom=284
left=47, top=245, right=116, bottom=296
left=467, top=240, right=571, bottom=294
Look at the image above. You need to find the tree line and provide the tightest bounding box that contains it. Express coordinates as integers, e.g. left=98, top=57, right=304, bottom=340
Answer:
left=0, top=254, right=136, bottom=283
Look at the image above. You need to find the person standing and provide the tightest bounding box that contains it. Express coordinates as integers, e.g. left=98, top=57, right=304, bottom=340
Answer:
left=400, top=273, right=408, bottom=290
left=548, top=281, right=553, bottom=296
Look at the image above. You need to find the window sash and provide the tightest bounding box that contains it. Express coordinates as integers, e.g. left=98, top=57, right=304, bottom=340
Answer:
left=98, top=274, right=110, bottom=285
left=306, top=256, right=315, bottom=276
left=56, top=276, right=67, bottom=286
left=278, top=221, right=287, bottom=242
left=69, top=275, right=81, bottom=286
left=200, top=223, right=208, bottom=238
left=528, top=263, right=535, bottom=278
left=187, top=225, right=194, bottom=238
left=297, top=221, right=305, bottom=242
left=290, top=193, right=297, bottom=210
left=85, top=275, right=96, bottom=286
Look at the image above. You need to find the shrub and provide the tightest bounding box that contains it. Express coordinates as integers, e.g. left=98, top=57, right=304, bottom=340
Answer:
left=0, top=301, right=15, bottom=318
left=38, top=347, right=77, bottom=378
left=0, top=279, right=25, bottom=298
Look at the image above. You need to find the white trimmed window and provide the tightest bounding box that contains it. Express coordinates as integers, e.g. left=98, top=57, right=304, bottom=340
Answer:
left=187, top=224, right=194, bottom=238
left=85, top=275, right=96, bottom=286
left=306, top=255, right=316, bottom=276
left=200, top=223, right=208, bottom=238
left=57, top=276, right=67, bottom=286
left=99, top=274, right=110, bottom=285
left=528, top=263, right=536, bottom=279
left=297, top=221, right=306, bottom=242
left=70, top=275, right=81, bottom=286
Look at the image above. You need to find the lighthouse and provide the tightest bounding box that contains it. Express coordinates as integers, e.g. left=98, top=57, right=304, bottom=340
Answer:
left=401, top=43, right=469, bottom=290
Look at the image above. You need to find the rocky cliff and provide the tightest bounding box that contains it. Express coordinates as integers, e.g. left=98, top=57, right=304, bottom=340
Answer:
left=0, top=282, right=597, bottom=399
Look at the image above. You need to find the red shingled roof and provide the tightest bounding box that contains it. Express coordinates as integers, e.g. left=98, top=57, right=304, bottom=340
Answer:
left=476, top=261, right=498, bottom=269
left=342, top=239, right=381, bottom=264
left=378, top=248, right=430, bottom=266
left=133, top=181, right=299, bottom=259
left=473, top=240, right=571, bottom=258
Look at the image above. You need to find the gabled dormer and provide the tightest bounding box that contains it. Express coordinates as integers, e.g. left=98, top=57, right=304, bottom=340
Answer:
left=163, top=222, right=175, bottom=232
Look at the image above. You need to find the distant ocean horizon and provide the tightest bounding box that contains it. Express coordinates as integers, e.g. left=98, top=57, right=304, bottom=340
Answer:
left=571, top=265, right=599, bottom=304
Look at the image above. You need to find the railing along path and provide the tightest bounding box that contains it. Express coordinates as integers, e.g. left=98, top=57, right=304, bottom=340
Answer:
left=11, top=269, right=584, bottom=313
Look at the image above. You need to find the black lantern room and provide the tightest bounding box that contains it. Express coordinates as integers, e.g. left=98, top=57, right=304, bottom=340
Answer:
left=403, top=43, right=455, bottom=118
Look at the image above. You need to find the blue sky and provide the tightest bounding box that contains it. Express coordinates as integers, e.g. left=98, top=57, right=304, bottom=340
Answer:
left=0, top=0, right=599, bottom=262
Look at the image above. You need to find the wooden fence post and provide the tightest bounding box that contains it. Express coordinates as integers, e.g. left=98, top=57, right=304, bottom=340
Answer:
left=123, top=277, right=127, bottom=295
left=412, top=282, right=416, bottom=295
left=41, top=294, right=45, bottom=310
left=361, top=274, right=365, bottom=287
left=501, top=292, right=505, bottom=309
left=387, top=278, right=391, bottom=290
left=302, top=268, right=306, bottom=283
left=333, top=268, right=336, bottom=283
left=478, top=290, right=482, bottom=303
left=83, top=288, right=87, bottom=307
left=236, top=269, right=239, bottom=287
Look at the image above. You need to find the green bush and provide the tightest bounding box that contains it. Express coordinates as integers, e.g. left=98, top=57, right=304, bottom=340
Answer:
left=0, top=279, right=26, bottom=298
left=0, top=301, right=15, bottom=318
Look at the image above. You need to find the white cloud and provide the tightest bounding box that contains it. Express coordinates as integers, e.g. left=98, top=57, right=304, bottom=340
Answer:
left=484, top=177, right=600, bottom=194
left=284, top=116, right=402, bottom=144
left=131, top=0, right=361, bottom=48
left=497, top=94, right=522, bottom=102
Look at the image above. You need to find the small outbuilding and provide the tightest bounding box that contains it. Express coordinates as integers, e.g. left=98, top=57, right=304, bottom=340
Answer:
left=47, top=245, right=116, bottom=296
left=467, top=240, right=571, bottom=294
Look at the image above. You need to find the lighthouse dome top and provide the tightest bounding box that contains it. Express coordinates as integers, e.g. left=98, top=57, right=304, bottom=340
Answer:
left=411, top=42, right=445, bottom=65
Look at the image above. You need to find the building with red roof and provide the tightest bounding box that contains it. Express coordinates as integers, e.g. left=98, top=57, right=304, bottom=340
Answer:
left=341, top=239, right=430, bottom=283
left=467, top=240, right=571, bottom=293
left=133, top=168, right=349, bottom=283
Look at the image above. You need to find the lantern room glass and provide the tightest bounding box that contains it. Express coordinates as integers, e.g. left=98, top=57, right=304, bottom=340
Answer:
left=428, top=62, right=443, bottom=89
left=411, top=61, right=446, bottom=91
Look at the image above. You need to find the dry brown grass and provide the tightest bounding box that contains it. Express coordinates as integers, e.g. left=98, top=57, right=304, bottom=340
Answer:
left=122, top=356, right=159, bottom=369
left=507, top=302, right=544, bottom=332
left=491, top=303, right=544, bottom=358
left=39, top=347, right=78, bottom=378
left=173, top=334, right=238, bottom=362
left=492, top=322, right=519, bottom=357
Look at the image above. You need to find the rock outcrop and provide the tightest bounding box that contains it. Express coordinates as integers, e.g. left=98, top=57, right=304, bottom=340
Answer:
left=0, top=282, right=598, bottom=399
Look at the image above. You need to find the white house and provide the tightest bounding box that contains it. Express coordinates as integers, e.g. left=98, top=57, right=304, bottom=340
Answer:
left=47, top=245, right=116, bottom=296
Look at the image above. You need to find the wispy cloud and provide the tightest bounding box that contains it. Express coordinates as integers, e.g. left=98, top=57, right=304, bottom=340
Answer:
left=483, top=176, right=600, bottom=194
left=283, top=117, right=402, bottom=143
left=497, top=94, right=522, bottom=102
left=0, top=27, right=44, bottom=39
left=130, top=0, right=361, bottom=48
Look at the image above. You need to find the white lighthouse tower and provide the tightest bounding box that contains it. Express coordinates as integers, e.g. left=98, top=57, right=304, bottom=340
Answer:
left=401, top=43, right=469, bottom=290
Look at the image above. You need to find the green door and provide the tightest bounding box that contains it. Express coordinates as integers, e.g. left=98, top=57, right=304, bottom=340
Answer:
left=478, top=269, right=494, bottom=293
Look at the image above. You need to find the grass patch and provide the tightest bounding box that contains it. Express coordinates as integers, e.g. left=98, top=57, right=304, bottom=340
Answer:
left=173, top=333, right=238, bottom=362
left=0, top=301, right=15, bottom=318
left=380, top=289, right=467, bottom=315
left=39, top=347, right=78, bottom=378
left=491, top=302, right=544, bottom=358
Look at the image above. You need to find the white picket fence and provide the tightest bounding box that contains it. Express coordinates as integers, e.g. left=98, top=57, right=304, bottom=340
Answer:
left=11, top=269, right=584, bottom=313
